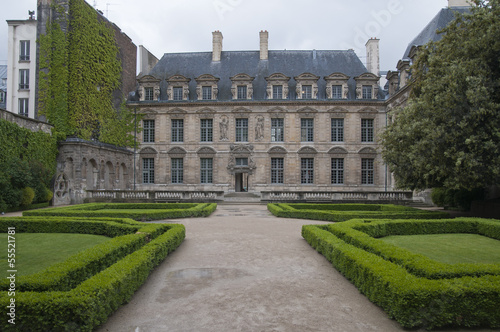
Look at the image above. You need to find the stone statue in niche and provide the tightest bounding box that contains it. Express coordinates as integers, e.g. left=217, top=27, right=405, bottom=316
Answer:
left=219, top=116, right=228, bottom=141
left=255, top=116, right=264, bottom=140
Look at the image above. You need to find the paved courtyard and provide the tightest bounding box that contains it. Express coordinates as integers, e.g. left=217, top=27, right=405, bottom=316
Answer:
left=96, top=204, right=491, bottom=332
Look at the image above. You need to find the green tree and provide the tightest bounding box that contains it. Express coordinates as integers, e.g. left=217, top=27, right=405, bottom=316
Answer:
left=381, top=0, right=500, bottom=191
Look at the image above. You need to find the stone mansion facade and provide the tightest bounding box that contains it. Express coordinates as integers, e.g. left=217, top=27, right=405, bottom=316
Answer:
left=129, top=32, right=391, bottom=195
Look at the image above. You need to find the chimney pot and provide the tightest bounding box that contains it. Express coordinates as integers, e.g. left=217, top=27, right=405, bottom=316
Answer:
left=260, top=30, right=269, bottom=61
left=212, top=31, right=223, bottom=62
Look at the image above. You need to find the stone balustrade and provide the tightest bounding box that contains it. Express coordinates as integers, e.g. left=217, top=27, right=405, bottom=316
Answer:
left=86, top=190, right=224, bottom=203
left=261, top=191, right=413, bottom=203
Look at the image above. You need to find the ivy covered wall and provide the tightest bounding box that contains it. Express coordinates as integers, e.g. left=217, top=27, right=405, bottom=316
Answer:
left=37, top=0, right=137, bottom=147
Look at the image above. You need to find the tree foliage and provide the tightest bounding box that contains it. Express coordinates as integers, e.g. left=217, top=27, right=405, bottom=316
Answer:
left=381, top=0, right=500, bottom=191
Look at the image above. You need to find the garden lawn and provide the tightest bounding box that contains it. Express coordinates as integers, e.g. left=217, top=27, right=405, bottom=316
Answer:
left=380, top=233, right=500, bottom=264
left=0, top=233, right=110, bottom=276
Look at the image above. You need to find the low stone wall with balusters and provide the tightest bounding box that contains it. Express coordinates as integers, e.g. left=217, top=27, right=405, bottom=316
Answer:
left=86, top=190, right=225, bottom=203
left=261, top=191, right=413, bottom=204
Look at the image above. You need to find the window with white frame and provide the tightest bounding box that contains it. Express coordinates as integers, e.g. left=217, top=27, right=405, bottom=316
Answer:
left=302, top=85, right=312, bottom=99
left=362, top=85, right=373, bottom=99
left=0, top=91, right=5, bottom=103
left=143, top=120, right=155, bottom=143
left=144, top=87, right=154, bottom=101
left=143, top=158, right=154, bottom=184
left=173, top=87, right=183, bottom=101
left=200, top=158, right=213, bottom=184
left=332, top=85, right=343, bottom=99
left=171, top=119, right=184, bottom=142
left=171, top=158, right=184, bottom=184
left=331, top=158, right=344, bottom=185
left=19, top=69, right=29, bottom=90
left=20, top=40, right=30, bottom=61
left=331, top=118, right=344, bottom=142
left=235, top=158, right=248, bottom=166
left=301, top=158, right=314, bottom=184
left=271, top=158, right=284, bottom=184
left=237, top=86, right=247, bottom=100
left=18, top=98, right=29, bottom=117
left=200, top=119, right=213, bottom=142
left=271, top=118, right=284, bottom=142
left=235, top=118, right=248, bottom=142
left=202, top=86, right=212, bottom=100
left=301, top=118, right=314, bottom=142
left=361, top=119, right=374, bottom=142
left=273, top=85, right=283, bottom=99
left=361, top=158, right=374, bottom=185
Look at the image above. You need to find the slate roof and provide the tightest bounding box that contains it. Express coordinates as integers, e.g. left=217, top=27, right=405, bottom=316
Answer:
left=146, top=49, right=381, bottom=101
left=402, top=7, right=470, bottom=60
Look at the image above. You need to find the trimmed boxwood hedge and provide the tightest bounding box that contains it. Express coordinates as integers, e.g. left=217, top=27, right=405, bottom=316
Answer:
left=0, top=217, right=185, bottom=331
left=23, top=202, right=217, bottom=221
left=268, top=203, right=449, bottom=222
left=302, top=218, right=500, bottom=329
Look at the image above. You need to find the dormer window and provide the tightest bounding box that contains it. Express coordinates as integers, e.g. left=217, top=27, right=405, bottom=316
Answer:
left=137, top=75, right=161, bottom=102
left=231, top=73, right=254, bottom=100
left=295, top=73, right=319, bottom=100
left=354, top=73, right=380, bottom=100
left=325, top=73, right=350, bottom=100
left=265, top=73, right=290, bottom=100
left=167, top=75, right=191, bottom=101
left=196, top=74, right=220, bottom=101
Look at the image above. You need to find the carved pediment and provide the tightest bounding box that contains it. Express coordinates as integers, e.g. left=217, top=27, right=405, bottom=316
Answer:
left=328, top=147, right=348, bottom=155
left=295, top=72, right=320, bottom=81
left=268, top=146, right=287, bottom=155
left=232, top=107, right=252, bottom=114
left=140, top=147, right=158, bottom=155
left=265, top=73, right=291, bottom=82
left=359, top=147, right=377, bottom=155
left=196, top=108, right=216, bottom=114
left=354, top=73, right=380, bottom=81
left=327, top=107, right=349, bottom=114
left=297, top=107, right=318, bottom=114
left=168, top=108, right=187, bottom=114
left=358, top=107, right=378, bottom=114
left=325, top=72, right=350, bottom=81
left=167, top=75, right=190, bottom=83
left=195, top=74, right=220, bottom=83
left=137, top=75, right=161, bottom=84
left=230, top=144, right=254, bottom=155
left=230, top=73, right=255, bottom=82
left=168, top=147, right=187, bottom=155
left=298, top=147, right=318, bottom=155
left=267, top=107, right=288, bottom=114
left=197, top=147, right=217, bottom=155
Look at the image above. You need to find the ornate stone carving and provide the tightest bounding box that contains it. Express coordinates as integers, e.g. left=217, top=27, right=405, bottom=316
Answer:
left=255, top=116, right=264, bottom=141
left=227, top=144, right=256, bottom=175
left=268, top=146, right=287, bottom=155
left=219, top=116, right=229, bottom=141
left=298, top=146, right=318, bottom=155
left=328, top=147, right=348, bottom=155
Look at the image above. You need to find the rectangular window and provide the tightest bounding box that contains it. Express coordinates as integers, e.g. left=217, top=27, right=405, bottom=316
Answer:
left=200, top=119, right=213, bottom=142
left=200, top=158, right=213, bottom=184
left=0, top=91, right=5, bottom=103
left=171, top=158, right=184, bottom=184
left=331, top=158, right=344, bottom=185
left=202, top=86, right=212, bottom=100
left=235, top=118, right=248, bottom=142
left=271, top=118, right=284, bottom=142
left=302, top=85, right=312, bottom=99
left=144, top=87, right=154, bottom=101
left=301, top=118, right=314, bottom=142
left=362, top=158, right=374, bottom=185
left=332, top=85, right=342, bottom=99
left=271, top=158, right=284, bottom=184
left=237, top=85, right=247, bottom=100
left=143, top=120, right=155, bottom=143
left=173, top=87, right=183, bottom=101
left=362, top=85, right=373, bottom=99
left=331, top=118, right=344, bottom=142
left=361, top=119, right=374, bottom=142
left=143, top=158, right=154, bottom=184
left=20, top=40, right=30, bottom=61
left=171, top=119, right=184, bottom=142
left=18, top=98, right=28, bottom=117
left=301, top=158, right=314, bottom=184
left=236, top=158, right=248, bottom=166
left=19, top=69, right=29, bottom=90
left=273, top=85, right=283, bottom=99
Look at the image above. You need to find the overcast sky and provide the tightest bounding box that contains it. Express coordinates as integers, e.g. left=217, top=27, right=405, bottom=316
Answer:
left=1, top=0, right=450, bottom=72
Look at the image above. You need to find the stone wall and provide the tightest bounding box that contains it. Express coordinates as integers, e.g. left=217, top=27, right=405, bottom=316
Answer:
left=0, top=108, right=52, bottom=134
left=54, top=138, right=133, bottom=205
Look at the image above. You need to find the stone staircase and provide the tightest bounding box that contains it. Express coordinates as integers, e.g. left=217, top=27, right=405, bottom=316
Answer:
left=221, top=192, right=263, bottom=205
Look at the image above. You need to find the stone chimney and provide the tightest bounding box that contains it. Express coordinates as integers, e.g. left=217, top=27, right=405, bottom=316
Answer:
left=365, top=38, right=380, bottom=76
left=212, top=30, right=223, bottom=62
left=260, top=30, right=269, bottom=60
left=448, top=0, right=471, bottom=7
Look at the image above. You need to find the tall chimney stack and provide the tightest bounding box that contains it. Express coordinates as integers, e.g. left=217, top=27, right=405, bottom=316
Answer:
left=448, top=0, right=471, bottom=7
left=260, top=30, right=268, bottom=60
left=365, top=38, right=380, bottom=76
left=212, top=30, right=223, bottom=62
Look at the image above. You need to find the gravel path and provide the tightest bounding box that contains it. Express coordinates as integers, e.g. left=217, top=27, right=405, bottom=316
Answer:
left=88, top=205, right=490, bottom=332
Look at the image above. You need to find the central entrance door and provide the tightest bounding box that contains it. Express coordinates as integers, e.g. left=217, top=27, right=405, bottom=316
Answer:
left=235, top=173, right=248, bottom=192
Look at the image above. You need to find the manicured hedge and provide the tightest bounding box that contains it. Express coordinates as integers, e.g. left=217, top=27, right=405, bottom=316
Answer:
left=23, top=202, right=218, bottom=221
left=268, top=203, right=449, bottom=222
left=0, top=217, right=185, bottom=331
left=302, top=218, right=500, bottom=329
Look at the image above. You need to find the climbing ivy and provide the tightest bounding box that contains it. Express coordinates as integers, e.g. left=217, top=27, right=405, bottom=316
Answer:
left=38, top=0, right=135, bottom=147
